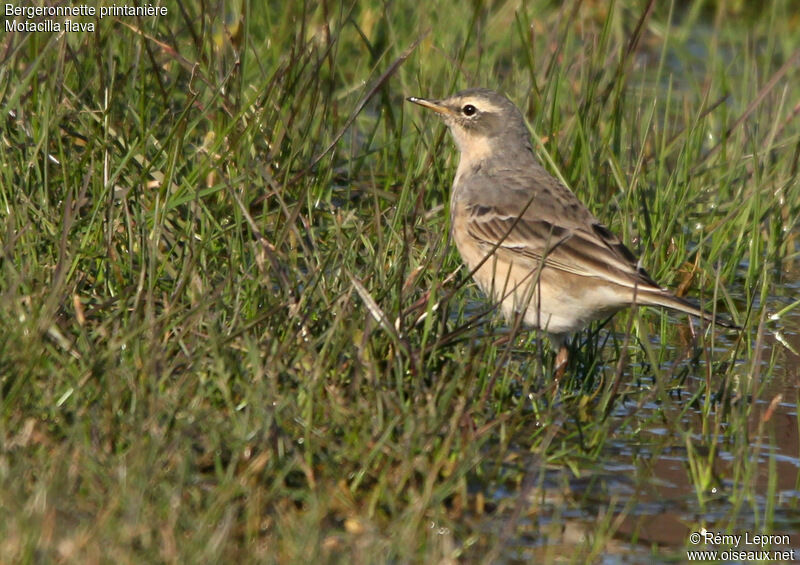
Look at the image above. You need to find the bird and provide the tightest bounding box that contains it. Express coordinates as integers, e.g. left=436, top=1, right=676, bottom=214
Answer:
left=407, top=87, right=737, bottom=377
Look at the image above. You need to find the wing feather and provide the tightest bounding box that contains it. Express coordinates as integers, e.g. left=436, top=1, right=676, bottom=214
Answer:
left=464, top=204, right=662, bottom=292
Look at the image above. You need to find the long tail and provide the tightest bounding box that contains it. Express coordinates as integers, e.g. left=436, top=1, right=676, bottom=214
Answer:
left=637, top=289, right=740, bottom=329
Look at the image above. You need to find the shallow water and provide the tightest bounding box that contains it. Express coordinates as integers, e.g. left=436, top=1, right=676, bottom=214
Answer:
left=469, top=257, right=800, bottom=562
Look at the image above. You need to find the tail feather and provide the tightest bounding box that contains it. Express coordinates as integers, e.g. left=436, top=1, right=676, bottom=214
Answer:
left=637, top=289, right=740, bottom=330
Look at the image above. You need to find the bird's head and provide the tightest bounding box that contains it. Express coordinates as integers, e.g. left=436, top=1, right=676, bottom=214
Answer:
left=407, top=88, right=532, bottom=162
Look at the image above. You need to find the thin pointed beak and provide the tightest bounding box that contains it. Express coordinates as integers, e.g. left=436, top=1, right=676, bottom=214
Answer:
left=407, top=96, right=453, bottom=116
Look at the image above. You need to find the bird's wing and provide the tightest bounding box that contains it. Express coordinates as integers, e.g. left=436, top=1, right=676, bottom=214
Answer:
left=464, top=203, right=662, bottom=292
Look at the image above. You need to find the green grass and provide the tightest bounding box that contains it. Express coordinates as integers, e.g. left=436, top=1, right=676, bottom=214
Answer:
left=2, top=0, right=799, bottom=562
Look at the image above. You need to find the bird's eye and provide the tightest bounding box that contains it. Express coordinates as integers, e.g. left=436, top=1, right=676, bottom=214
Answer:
left=462, top=104, right=477, bottom=116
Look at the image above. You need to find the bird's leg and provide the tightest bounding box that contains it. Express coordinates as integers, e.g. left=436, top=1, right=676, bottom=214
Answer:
left=546, top=343, right=569, bottom=400
left=554, top=344, right=569, bottom=382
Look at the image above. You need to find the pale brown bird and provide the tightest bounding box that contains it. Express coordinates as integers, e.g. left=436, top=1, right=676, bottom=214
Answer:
left=408, top=88, right=736, bottom=375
